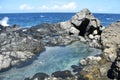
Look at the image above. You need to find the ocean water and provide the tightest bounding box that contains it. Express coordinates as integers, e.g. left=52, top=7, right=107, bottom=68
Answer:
left=0, top=13, right=120, bottom=27
left=0, top=41, right=101, bottom=80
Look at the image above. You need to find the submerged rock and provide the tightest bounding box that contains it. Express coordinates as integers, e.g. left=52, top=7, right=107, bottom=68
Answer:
left=31, top=73, right=49, bottom=80
left=51, top=70, right=73, bottom=79
left=71, top=65, right=82, bottom=72
left=24, top=73, right=49, bottom=80
left=26, top=70, right=76, bottom=80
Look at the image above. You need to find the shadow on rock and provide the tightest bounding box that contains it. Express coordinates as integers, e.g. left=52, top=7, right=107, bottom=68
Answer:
left=107, top=48, right=120, bottom=80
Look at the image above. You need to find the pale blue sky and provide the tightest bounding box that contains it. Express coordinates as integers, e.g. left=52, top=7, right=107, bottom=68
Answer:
left=0, top=0, right=120, bottom=13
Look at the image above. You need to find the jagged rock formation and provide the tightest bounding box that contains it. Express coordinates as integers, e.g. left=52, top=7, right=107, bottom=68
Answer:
left=20, top=23, right=81, bottom=46
left=0, top=25, right=44, bottom=71
left=20, top=8, right=102, bottom=48
left=62, top=8, right=102, bottom=47
left=78, top=21, right=120, bottom=80
left=71, top=8, right=102, bottom=37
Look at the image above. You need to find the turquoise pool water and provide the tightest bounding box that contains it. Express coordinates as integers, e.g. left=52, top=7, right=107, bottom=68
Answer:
left=0, top=41, right=101, bottom=80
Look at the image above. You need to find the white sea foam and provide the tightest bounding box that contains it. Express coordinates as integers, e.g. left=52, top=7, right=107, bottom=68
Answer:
left=0, top=17, right=9, bottom=26
left=106, top=18, right=113, bottom=20
left=40, top=15, right=45, bottom=18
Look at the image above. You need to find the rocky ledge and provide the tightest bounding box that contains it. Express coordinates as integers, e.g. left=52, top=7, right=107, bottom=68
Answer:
left=0, top=25, right=44, bottom=71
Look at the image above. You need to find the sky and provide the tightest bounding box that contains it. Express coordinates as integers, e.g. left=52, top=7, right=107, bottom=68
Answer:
left=0, top=0, right=120, bottom=13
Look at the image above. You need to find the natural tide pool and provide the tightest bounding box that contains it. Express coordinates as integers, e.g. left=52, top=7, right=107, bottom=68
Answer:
left=0, top=41, right=101, bottom=80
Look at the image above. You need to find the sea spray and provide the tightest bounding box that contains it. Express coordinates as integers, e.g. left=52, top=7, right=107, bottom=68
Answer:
left=0, top=17, right=9, bottom=26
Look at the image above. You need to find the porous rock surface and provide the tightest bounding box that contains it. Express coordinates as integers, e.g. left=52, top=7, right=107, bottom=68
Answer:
left=0, top=25, right=44, bottom=70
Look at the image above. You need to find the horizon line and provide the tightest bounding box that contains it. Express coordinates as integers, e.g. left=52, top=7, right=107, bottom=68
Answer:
left=0, top=12, right=120, bottom=14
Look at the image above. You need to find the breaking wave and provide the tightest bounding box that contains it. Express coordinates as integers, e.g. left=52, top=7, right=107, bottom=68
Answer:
left=0, top=17, right=9, bottom=26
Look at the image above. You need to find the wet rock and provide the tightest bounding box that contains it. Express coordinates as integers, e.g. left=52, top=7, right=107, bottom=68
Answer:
left=51, top=70, right=73, bottom=79
left=24, top=78, right=30, bottom=80
left=31, top=73, right=49, bottom=80
left=71, top=65, right=82, bottom=72
left=45, top=77, right=78, bottom=80
left=45, top=77, right=59, bottom=80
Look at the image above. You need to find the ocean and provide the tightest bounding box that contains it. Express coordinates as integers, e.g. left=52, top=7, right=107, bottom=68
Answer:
left=0, top=13, right=120, bottom=27
left=0, top=13, right=120, bottom=80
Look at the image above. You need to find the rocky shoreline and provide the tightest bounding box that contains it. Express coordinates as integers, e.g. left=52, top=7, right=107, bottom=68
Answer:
left=0, top=8, right=120, bottom=80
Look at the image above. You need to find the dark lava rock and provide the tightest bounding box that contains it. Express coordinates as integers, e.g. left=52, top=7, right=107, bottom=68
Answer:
left=24, top=78, right=30, bottom=80
left=71, top=65, right=82, bottom=72
left=51, top=70, right=73, bottom=79
left=31, top=73, right=49, bottom=80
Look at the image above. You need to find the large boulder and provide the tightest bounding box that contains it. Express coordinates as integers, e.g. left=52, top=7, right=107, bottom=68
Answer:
left=101, top=21, right=120, bottom=62
left=59, top=8, right=102, bottom=38
left=51, top=70, right=73, bottom=79
left=31, top=73, right=49, bottom=80
left=66, top=8, right=102, bottom=48
left=71, top=8, right=102, bottom=37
